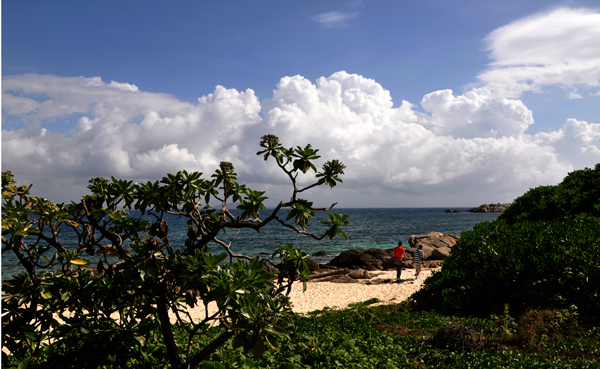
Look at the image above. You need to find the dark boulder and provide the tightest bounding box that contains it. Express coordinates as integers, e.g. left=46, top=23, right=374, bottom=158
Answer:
left=305, top=258, right=320, bottom=272
left=329, top=248, right=392, bottom=271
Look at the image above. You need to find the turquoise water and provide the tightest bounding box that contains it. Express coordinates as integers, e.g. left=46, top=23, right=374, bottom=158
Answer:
left=1, top=208, right=499, bottom=277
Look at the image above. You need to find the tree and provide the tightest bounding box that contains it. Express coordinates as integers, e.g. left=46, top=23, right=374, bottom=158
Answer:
left=1, top=135, right=349, bottom=368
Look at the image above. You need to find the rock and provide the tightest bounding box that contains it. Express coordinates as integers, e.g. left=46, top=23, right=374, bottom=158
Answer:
left=402, top=260, right=414, bottom=269
left=380, top=251, right=415, bottom=269
left=305, top=258, right=320, bottom=272
left=263, top=265, right=280, bottom=275
left=406, top=246, right=435, bottom=260
left=329, top=248, right=391, bottom=271
left=444, top=209, right=462, bottom=213
left=424, top=260, right=442, bottom=268
left=348, top=269, right=371, bottom=279
left=310, top=268, right=350, bottom=280
left=330, top=274, right=359, bottom=283
left=312, top=274, right=349, bottom=282
left=409, top=232, right=459, bottom=249
left=466, top=203, right=510, bottom=213
left=381, top=255, right=396, bottom=269
left=431, top=246, right=452, bottom=260
left=313, top=250, right=332, bottom=257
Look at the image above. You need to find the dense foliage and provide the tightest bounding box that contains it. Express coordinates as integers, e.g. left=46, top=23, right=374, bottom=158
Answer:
left=1, top=135, right=348, bottom=368
left=499, top=163, right=600, bottom=224
left=412, top=164, right=600, bottom=322
left=146, top=301, right=599, bottom=368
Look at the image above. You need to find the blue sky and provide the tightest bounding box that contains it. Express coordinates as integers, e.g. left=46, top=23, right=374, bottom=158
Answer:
left=2, top=1, right=600, bottom=207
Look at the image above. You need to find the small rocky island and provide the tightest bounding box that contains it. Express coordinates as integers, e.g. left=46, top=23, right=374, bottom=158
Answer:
left=445, top=203, right=510, bottom=213
left=466, top=203, right=510, bottom=213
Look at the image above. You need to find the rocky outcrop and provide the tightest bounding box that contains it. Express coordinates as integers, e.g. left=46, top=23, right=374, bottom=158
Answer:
left=325, top=233, right=460, bottom=274
left=409, top=232, right=459, bottom=249
left=328, top=248, right=392, bottom=271
left=444, top=209, right=462, bottom=213
left=300, top=231, right=462, bottom=283
left=467, top=203, right=510, bottom=213
left=431, top=246, right=452, bottom=260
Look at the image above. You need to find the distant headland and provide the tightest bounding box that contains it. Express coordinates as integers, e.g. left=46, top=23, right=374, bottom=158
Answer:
left=445, top=203, right=511, bottom=213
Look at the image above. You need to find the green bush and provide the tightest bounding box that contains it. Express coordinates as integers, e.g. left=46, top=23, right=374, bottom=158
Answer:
left=412, top=164, right=600, bottom=323
left=411, top=216, right=600, bottom=321
left=500, top=164, right=600, bottom=224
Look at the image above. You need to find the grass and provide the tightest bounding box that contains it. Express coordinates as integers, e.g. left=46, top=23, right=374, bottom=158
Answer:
left=204, top=300, right=600, bottom=368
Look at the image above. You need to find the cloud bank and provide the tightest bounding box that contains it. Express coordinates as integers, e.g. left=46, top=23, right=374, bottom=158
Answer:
left=3, top=71, right=598, bottom=207
left=2, top=7, right=599, bottom=207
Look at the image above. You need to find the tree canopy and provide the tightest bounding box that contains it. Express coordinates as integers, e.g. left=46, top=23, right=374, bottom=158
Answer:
left=1, top=135, right=349, bottom=368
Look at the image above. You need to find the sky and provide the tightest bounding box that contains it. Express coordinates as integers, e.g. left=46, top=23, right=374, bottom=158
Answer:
left=2, top=0, right=600, bottom=208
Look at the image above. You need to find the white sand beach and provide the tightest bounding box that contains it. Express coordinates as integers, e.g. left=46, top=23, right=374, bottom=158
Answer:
left=171, top=269, right=434, bottom=323
left=0, top=268, right=433, bottom=356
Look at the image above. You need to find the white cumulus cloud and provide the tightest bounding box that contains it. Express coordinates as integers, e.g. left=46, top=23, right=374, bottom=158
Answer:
left=1, top=67, right=596, bottom=207
left=479, top=7, right=600, bottom=98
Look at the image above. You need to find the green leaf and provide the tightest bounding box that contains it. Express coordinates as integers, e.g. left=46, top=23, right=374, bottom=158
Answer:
left=134, top=335, right=146, bottom=346
left=40, top=290, right=53, bottom=299
left=18, top=357, right=30, bottom=369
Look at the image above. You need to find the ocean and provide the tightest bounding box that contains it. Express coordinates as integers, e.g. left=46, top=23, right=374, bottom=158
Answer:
left=1, top=208, right=499, bottom=278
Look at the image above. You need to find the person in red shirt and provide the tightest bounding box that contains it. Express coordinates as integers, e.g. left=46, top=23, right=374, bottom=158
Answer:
left=394, top=241, right=406, bottom=281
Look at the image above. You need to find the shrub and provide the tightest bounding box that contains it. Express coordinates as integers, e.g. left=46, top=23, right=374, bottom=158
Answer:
left=412, top=164, right=600, bottom=323
left=499, top=164, right=600, bottom=224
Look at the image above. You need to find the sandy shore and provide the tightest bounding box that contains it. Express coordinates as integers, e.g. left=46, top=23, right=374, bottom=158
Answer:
left=38, top=269, right=433, bottom=325
left=170, top=269, right=433, bottom=323
left=1, top=269, right=432, bottom=356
